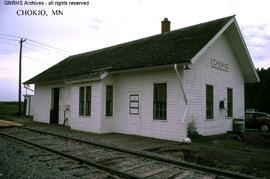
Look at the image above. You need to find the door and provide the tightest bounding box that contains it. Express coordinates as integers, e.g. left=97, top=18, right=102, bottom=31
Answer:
left=50, top=88, right=59, bottom=124
left=128, top=92, right=142, bottom=135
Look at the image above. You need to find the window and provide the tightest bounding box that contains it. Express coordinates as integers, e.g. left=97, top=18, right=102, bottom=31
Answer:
left=206, top=85, right=213, bottom=119
left=245, top=113, right=252, bottom=120
left=85, top=86, right=91, bottom=116
left=153, top=83, right=167, bottom=120
left=227, top=88, right=233, bottom=117
left=129, top=94, right=139, bottom=115
left=106, top=85, right=113, bottom=116
left=79, top=87, right=84, bottom=116
left=79, top=86, right=91, bottom=116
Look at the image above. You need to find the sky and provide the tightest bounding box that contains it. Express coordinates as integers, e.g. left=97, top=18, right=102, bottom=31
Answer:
left=0, top=0, right=269, bottom=101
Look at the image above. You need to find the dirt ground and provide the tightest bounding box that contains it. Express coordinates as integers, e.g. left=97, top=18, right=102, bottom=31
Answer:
left=146, top=131, right=270, bottom=178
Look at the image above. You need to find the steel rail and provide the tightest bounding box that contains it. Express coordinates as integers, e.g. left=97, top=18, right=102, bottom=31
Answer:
left=6, top=126, right=258, bottom=179
left=0, top=131, right=140, bottom=179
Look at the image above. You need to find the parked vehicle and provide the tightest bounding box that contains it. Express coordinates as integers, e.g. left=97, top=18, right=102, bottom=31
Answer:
left=245, top=109, right=257, bottom=113
left=245, top=112, right=270, bottom=132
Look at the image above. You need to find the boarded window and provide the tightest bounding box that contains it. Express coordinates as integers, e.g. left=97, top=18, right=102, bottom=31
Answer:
left=206, top=85, right=213, bottom=119
left=106, top=85, right=113, bottom=116
left=227, top=88, right=233, bottom=117
left=153, top=83, right=167, bottom=120
left=79, top=86, right=91, bottom=116
left=129, top=94, right=139, bottom=115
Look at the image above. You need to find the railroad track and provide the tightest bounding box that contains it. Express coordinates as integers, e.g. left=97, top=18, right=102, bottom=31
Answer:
left=0, top=134, right=122, bottom=179
left=0, top=126, right=257, bottom=179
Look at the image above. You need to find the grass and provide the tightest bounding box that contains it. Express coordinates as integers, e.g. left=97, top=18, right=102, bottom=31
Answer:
left=190, top=133, right=251, bottom=149
left=0, top=101, right=23, bottom=116
left=182, top=131, right=270, bottom=177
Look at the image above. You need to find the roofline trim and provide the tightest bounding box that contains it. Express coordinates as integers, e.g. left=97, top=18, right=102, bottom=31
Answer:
left=25, top=79, right=65, bottom=85
left=64, top=74, right=103, bottom=84
left=109, top=62, right=190, bottom=75
left=232, top=18, right=260, bottom=82
left=64, top=77, right=101, bottom=85
left=190, top=17, right=235, bottom=64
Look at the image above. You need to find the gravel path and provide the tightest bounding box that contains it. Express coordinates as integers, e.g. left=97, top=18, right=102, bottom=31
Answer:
left=0, top=135, right=78, bottom=179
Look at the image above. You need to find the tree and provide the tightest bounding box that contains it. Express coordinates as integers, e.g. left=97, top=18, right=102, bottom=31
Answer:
left=245, top=68, right=270, bottom=114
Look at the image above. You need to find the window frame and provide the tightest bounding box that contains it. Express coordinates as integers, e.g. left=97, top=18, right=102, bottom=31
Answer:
left=227, top=88, right=233, bottom=117
left=153, top=83, right=167, bottom=120
left=105, top=85, right=113, bottom=116
left=79, top=86, right=91, bottom=117
left=129, top=94, right=139, bottom=115
left=206, top=85, right=214, bottom=120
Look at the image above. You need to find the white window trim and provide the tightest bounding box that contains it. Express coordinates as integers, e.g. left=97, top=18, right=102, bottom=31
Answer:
left=79, top=85, right=91, bottom=117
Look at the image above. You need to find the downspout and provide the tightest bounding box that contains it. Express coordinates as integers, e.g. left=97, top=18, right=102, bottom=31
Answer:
left=174, top=64, right=188, bottom=122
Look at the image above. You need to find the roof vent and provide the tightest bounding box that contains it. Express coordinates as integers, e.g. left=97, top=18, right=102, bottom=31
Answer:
left=161, top=18, right=171, bottom=33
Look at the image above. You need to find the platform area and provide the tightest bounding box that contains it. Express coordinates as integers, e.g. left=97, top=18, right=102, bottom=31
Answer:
left=0, top=117, right=177, bottom=151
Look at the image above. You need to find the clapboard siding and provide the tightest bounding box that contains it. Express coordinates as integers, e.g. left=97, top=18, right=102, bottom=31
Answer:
left=31, top=32, right=246, bottom=142
left=33, top=84, right=71, bottom=125
left=185, top=33, right=244, bottom=135
left=106, top=68, right=187, bottom=141
left=69, top=81, right=103, bottom=133
left=32, top=84, right=51, bottom=123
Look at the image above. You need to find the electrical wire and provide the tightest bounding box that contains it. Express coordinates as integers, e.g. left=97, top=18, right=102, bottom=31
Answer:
left=0, top=40, right=19, bottom=47
left=23, top=56, right=51, bottom=65
left=23, top=45, right=67, bottom=59
left=0, top=34, right=73, bottom=55
left=0, top=34, right=71, bottom=65
left=0, top=34, right=21, bottom=39
left=0, top=36, right=19, bottom=42
left=24, top=41, right=70, bottom=56
left=26, top=39, right=73, bottom=55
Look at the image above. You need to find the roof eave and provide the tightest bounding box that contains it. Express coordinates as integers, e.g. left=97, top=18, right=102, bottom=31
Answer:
left=232, top=18, right=260, bottom=83
left=190, top=16, right=259, bottom=83
left=190, top=17, right=235, bottom=64
left=24, top=79, right=65, bottom=85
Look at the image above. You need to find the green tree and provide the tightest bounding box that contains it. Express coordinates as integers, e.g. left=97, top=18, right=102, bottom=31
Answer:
left=245, top=68, right=270, bottom=114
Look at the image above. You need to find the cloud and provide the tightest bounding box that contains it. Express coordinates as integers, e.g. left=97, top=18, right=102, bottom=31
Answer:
left=241, top=23, right=270, bottom=68
left=88, top=18, right=103, bottom=31
left=254, top=58, right=270, bottom=69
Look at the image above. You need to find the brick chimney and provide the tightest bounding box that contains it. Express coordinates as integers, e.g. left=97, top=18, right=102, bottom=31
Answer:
left=161, top=18, right=170, bottom=33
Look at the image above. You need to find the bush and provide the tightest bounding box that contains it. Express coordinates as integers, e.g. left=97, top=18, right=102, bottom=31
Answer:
left=187, top=119, right=200, bottom=138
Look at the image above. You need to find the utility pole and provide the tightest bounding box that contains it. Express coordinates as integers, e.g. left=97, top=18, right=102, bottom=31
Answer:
left=18, top=38, right=26, bottom=116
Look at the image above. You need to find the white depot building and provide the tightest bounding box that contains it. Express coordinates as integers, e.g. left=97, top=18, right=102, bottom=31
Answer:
left=24, top=16, right=259, bottom=142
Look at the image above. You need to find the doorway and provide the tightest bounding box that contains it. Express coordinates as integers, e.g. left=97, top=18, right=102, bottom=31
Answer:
left=50, top=88, right=59, bottom=124
left=128, top=92, right=142, bottom=135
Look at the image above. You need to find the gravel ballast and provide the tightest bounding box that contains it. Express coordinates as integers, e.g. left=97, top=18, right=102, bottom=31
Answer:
left=0, top=135, right=86, bottom=179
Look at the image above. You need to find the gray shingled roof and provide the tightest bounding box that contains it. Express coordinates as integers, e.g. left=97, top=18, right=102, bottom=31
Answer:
left=24, top=16, right=233, bottom=84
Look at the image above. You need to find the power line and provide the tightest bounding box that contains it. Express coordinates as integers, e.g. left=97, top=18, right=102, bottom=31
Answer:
left=27, top=39, right=72, bottom=55
left=24, top=41, right=70, bottom=56
left=0, top=40, right=19, bottom=47
left=0, top=34, right=21, bottom=39
left=0, top=34, right=73, bottom=55
left=23, top=56, right=51, bottom=65
left=23, top=45, right=66, bottom=59
left=0, top=41, right=66, bottom=62
left=0, top=36, right=19, bottom=42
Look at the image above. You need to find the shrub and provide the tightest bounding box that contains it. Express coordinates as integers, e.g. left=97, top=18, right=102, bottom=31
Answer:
left=187, top=119, right=200, bottom=138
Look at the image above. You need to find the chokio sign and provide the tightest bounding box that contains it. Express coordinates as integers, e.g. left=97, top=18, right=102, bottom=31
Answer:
left=211, top=58, right=228, bottom=72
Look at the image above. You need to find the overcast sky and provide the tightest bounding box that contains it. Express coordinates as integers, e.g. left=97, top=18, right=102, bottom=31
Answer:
left=0, top=0, right=269, bottom=101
